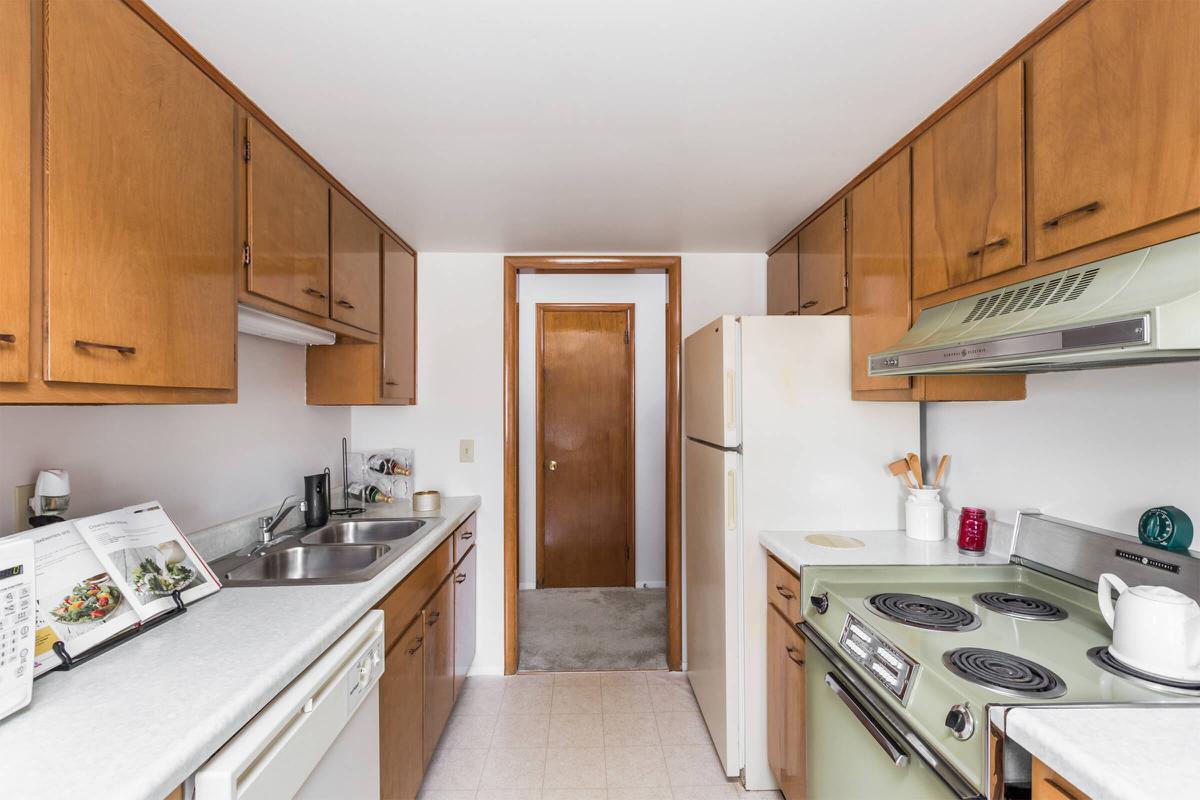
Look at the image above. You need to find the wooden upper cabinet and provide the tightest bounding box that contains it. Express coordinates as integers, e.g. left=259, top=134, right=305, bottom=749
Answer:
left=766, top=236, right=799, bottom=315
left=0, top=0, right=30, bottom=384
left=330, top=192, right=382, bottom=333
left=245, top=117, right=330, bottom=315
left=796, top=199, right=847, bottom=315
left=849, top=151, right=912, bottom=394
left=382, top=237, right=417, bottom=402
left=913, top=61, right=1025, bottom=297
left=44, top=0, right=237, bottom=389
left=1029, top=0, right=1200, bottom=260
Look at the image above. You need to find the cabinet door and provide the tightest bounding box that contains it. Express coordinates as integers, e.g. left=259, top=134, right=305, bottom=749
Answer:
left=246, top=117, right=330, bottom=315
left=381, top=237, right=417, bottom=401
left=796, top=200, right=847, bottom=315
left=381, top=615, right=425, bottom=800
left=766, top=236, right=799, bottom=315
left=330, top=192, right=381, bottom=333
left=0, top=0, right=30, bottom=383
left=913, top=61, right=1025, bottom=297
left=423, top=577, right=455, bottom=765
left=453, top=545, right=476, bottom=699
left=767, top=606, right=806, bottom=800
left=44, top=0, right=237, bottom=389
left=850, top=151, right=912, bottom=394
left=1029, top=0, right=1200, bottom=260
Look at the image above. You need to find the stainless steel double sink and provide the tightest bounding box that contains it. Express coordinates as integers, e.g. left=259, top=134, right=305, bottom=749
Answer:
left=212, top=517, right=442, bottom=587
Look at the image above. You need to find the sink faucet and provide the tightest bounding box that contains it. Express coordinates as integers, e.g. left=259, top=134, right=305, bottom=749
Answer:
left=254, top=495, right=307, bottom=552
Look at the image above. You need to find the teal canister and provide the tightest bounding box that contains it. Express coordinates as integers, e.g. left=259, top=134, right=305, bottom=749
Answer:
left=1138, top=506, right=1193, bottom=551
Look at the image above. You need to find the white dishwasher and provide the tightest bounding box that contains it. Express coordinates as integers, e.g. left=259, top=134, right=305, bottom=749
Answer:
left=194, top=610, right=385, bottom=800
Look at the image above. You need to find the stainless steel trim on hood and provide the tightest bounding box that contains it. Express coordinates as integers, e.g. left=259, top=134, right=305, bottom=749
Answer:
left=798, top=622, right=984, bottom=800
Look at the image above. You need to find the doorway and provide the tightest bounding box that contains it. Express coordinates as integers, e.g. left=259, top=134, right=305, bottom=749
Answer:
left=536, top=304, right=636, bottom=589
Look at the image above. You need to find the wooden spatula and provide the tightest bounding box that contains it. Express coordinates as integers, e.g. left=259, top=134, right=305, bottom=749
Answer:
left=888, top=459, right=915, bottom=489
left=906, top=452, right=924, bottom=489
left=933, top=454, right=950, bottom=488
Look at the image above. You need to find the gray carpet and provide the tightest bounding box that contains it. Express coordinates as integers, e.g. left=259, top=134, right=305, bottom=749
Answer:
left=518, top=587, right=668, bottom=672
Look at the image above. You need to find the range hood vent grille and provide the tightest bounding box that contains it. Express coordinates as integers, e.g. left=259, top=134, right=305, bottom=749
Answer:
left=961, top=267, right=1100, bottom=325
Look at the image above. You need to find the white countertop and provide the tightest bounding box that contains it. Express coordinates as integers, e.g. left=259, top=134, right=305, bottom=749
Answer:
left=759, top=528, right=1010, bottom=573
left=0, top=495, right=481, bottom=800
left=1005, top=705, right=1200, bottom=800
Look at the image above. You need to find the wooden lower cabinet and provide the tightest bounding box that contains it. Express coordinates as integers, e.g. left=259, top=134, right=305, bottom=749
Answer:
left=767, top=604, right=806, bottom=800
left=423, top=577, right=455, bottom=766
left=381, top=614, right=426, bottom=800
left=1032, top=757, right=1091, bottom=800
left=453, top=545, right=477, bottom=698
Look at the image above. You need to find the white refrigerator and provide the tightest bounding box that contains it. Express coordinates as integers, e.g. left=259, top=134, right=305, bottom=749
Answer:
left=684, top=315, right=919, bottom=790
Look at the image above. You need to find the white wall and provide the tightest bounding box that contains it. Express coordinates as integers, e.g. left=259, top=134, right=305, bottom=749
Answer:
left=518, top=273, right=667, bottom=588
left=926, top=361, right=1200, bottom=553
left=351, top=252, right=766, bottom=674
left=0, top=334, right=350, bottom=535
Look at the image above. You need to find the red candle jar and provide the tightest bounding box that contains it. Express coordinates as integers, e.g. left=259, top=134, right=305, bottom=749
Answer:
left=958, top=507, right=989, bottom=556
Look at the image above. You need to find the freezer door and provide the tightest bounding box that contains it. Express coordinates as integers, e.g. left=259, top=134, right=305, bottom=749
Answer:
left=684, top=438, right=741, bottom=776
left=684, top=315, right=740, bottom=448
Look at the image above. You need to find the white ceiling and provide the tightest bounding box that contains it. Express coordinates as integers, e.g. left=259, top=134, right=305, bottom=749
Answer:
left=147, top=0, right=1062, bottom=253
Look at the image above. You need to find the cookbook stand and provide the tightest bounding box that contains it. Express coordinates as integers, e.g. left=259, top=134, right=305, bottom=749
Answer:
left=37, top=590, right=187, bottom=677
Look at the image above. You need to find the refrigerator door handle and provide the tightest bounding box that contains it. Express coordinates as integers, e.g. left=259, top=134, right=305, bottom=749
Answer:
left=724, top=369, right=736, bottom=432
left=726, top=469, right=737, bottom=531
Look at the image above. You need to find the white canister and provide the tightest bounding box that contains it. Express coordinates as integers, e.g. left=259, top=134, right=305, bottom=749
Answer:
left=412, top=490, right=441, bottom=514
left=905, top=488, right=945, bottom=541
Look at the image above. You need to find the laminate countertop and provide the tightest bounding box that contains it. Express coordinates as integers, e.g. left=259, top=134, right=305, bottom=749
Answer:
left=0, top=495, right=481, bottom=800
left=759, top=528, right=1010, bottom=573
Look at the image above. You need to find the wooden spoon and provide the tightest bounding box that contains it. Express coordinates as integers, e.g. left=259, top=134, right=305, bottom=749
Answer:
left=906, top=452, right=924, bottom=489
left=888, top=459, right=915, bottom=489
left=933, top=455, right=950, bottom=488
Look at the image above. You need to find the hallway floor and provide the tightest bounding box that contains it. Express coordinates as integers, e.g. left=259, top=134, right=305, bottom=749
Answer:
left=519, top=587, right=667, bottom=672
left=418, top=671, right=783, bottom=799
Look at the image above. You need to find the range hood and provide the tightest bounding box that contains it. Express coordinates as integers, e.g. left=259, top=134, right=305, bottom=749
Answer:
left=869, top=233, right=1200, bottom=375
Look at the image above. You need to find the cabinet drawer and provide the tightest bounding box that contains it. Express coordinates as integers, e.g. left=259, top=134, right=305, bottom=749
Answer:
left=376, top=536, right=452, bottom=651
left=453, top=513, right=477, bottom=564
left=767, top=556, right=802, bottom=623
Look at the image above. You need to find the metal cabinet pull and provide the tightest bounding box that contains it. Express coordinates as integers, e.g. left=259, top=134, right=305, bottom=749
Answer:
left=427, top=611, right=441, bottom=626
left=784, top=310, right=799, bottom=316
left=800, top=299, right=818, bottom=309
left=1041, top=200, right=1102, bottom=229
left=966, top=237, right=1010, bottom=257
left=74, top=339, right=136, bottom=355
left=775, top=584, right=795, bottom=600
left=384, top=380, right=399, bottom=386
left=824, top=673, right=908, bottom=767
left=455, top=573, right=467, bottom=584
left=335, top=298, right=356, bottom=309
left=0, top=333, right=15, bottom=344
left=406, top=636, right=424, bottom=655
left=303, top=287, right=327, bottom=299
left=785, top=645, right=804, bottom=665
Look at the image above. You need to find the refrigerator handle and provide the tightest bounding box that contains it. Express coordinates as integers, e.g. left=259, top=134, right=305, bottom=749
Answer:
left=726, top=469, right=737, bottom=531
left=724, top=370, right=736, bottom=432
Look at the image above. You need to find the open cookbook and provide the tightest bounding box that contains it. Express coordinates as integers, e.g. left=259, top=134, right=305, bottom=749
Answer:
left=8, top=501, right=221, bottom=676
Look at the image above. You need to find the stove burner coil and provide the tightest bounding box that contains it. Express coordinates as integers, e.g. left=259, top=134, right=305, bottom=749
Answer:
left=867, top=593, right=980, bottom=632
left=1087, top=647, right=1200, bottom=696
left=943, top=647, right=1067, bottom=698
left=973, top=592, right=1067, bottom=621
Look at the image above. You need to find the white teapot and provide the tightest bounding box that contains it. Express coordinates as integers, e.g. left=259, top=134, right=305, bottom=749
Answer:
left=1097, top=573, right=1200, bottom=682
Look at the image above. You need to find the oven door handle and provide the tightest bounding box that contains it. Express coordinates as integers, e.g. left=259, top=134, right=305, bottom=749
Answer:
left=824, top=672, right=908, bottom=766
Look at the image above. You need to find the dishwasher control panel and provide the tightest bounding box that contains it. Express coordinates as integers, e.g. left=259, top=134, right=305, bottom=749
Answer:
left=839, top=613, right=918, bottom=705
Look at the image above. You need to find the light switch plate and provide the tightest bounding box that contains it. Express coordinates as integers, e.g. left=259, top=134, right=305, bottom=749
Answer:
left=459, top=439, right=475, bottom=463
left=13, top=483, right=34, bottom=533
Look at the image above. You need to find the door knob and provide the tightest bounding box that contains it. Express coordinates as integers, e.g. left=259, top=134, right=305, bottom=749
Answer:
left=547, top=460, right=558, bottom=471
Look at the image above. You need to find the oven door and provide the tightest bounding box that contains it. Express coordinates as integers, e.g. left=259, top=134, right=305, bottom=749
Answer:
left=801, top=625, right=983, bottom=800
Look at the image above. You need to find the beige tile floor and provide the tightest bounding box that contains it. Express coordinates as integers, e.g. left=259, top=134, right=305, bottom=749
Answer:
left=419, top=671, right=784, bottom=800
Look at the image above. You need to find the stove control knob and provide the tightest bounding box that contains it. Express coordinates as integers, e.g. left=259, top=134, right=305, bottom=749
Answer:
left=810, top=593, right=829, bottom=615
left=944, top=703, right=974, bottom=741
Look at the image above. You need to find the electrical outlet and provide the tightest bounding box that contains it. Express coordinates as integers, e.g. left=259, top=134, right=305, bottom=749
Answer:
left=13, top=483, right=34, bottom=532
left=459, top=439, right=475, bottom=463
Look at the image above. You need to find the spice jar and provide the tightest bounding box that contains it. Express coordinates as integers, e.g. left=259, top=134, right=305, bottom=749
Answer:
left=957, top=507, right=989, bottom=556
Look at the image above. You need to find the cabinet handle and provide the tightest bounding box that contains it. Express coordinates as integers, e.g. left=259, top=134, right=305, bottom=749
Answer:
left=966, top=237, right=1010, bottom=257
left=0, top=333, right=15, bottom=344
left=461, top=531, right=473, bottom=540
left=406, top=636, right=424, bottom=655
left=786, top=645, right=804, bottom=666
left=799, top=300, right=818, bottom=310
left=775, top=584, right=795, bottom=600
left=427, top=611, right=441, bottom=626
left=303, top=287, right=327, bottom=299
left=784, top=310, right=799, bottom=316
left=335, top=298, right=356, bottom=309
left=455, top=573, right=467, bottom=584
left=1041, top=201, right=1102, bottom=229
left=74, top=340, right=136, bottom=355
left=384, top=380, right=399, bottom=386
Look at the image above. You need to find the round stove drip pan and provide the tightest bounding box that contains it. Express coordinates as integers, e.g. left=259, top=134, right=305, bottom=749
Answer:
left=867, top=593, right=981, bottom=632
left=973, top=591, right=1068, bottom=621
left=943, top=647, right=1067, bottom=699
left=1087, top=647, right=1200, bottom=696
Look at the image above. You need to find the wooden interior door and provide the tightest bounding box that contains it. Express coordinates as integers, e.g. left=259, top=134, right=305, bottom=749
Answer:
left=381, top=237, right=417, bottom=401
left=537, top=304, right=635, bottom=588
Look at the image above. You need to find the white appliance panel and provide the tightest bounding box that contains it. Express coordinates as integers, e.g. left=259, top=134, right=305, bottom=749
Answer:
left=684, top=315, right=740, bottom=448
left=684, top=437, right=741, bottom=776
